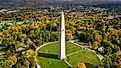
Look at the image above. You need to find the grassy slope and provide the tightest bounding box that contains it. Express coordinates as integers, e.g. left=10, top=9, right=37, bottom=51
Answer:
left=38, top=42, right=100, bottom=68
left=38, top=42, right=69, bottom=68
left=67, top=50, right=100, bottom=66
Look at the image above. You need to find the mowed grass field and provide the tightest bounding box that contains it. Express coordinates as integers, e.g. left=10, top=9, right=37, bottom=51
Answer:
left=67, top=50, right=100, bottom=66
left=38, top=42, right=100, bottom=68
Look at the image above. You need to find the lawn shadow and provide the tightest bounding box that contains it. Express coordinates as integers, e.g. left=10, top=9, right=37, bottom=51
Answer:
left=38, top=53, right=59, bottom=59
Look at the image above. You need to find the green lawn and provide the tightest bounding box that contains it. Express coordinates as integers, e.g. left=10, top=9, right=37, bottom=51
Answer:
left=38, top=42, right=100, bottom=68
left=67, top=50, right=100, bottom=66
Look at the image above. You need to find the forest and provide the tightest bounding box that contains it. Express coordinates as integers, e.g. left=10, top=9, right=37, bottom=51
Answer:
left=0, top=9, right=121, bottom=68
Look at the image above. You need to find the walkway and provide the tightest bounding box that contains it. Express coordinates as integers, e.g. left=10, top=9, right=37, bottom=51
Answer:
left=35, top=41, right=57, bottom=54
left=67, top=50, right=81, bottom=56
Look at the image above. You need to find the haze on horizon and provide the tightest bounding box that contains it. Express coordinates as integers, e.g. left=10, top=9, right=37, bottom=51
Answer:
left=0, top=0, right=121, bottom=9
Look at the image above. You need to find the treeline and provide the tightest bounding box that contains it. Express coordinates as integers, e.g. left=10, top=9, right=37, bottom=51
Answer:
left=0, top=21, right=59, bottom=67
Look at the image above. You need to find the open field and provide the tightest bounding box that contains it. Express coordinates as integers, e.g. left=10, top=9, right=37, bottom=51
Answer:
left=38, top=42, right=100, bottom=68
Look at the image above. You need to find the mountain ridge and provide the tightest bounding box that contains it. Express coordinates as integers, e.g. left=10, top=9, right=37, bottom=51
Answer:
left=0, top=0, right=121, bottom=9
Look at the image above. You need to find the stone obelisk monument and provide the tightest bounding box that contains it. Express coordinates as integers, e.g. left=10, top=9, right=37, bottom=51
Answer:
left=58, top=11, right=66, bottom=60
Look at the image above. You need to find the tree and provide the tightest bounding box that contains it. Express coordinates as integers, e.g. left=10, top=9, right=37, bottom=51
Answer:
left=65, top=30, right=73, bottom=41
left=94, top=32, right=102, bottom=43
left=0, top=59, right=15, bottom=68
left=112, top=45, right=120, bottom=53
left=50, top=32, right=58, bottom=42
left=105, top=47, right=113, bottom=54
left=92, top=41, right=99, bottom=50
left=101, top=55, right=113, bottom=68
left=73, top=63, right=86, bottom=68
left=79, top=32, right=94, bottom=42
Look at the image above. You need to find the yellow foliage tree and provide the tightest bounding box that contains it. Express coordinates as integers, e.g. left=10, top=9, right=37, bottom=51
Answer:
left=94, top=33, right=102, bottom=43
left=73, top=63, right=86, bottom=68
left=110, top=28, right=118, bottom=36
left=8, top=54, right=17, bottom=63
left=65, top=30, right=73, bottom=41
left=92, top=41, right=99, bottom=50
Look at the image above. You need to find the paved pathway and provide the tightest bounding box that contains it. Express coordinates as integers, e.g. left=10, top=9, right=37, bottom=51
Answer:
left=35, top=41, right=57, bottom=54
left=67, top=50, right=81, bottom=56
left=64, top=60, right=73, bottom=67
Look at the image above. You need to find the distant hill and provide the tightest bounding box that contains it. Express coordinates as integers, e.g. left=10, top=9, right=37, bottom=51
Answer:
left=0, top=0, right=121, bottom=9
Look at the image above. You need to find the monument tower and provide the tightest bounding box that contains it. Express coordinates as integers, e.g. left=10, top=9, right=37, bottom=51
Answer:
left=58, top=11, right=66, bottom=60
